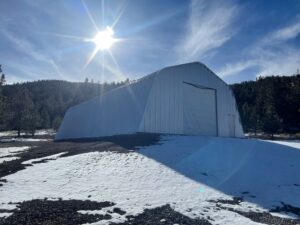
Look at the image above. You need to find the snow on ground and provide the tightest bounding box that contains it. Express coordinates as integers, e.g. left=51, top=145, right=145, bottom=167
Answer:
left=0, top=136, right=300, bottom=225
left=0, top=129, right=54, bottom=143
left=0, top=146, right=31, bottom=164
left=140, top=137, right=300, bottom=208
left=0, top=129, right=55, bottom=137
left=0, top=146, right=31, bottom=158
left=0, top=138, right=51, bottom=143
left=0, top=156, right=20, bottom=164
left=0, top=212, right=13, bottom=218
left=265, top=140, right=300, bottom=149
left=270, top=211, right=300, bottom=220
left=79, top=206, right=128, bottom=225
left=0, top=131, right=14, bottom=137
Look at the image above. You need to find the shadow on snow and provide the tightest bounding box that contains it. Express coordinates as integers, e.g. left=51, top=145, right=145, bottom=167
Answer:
left=136, top=135, right=300, bottom=211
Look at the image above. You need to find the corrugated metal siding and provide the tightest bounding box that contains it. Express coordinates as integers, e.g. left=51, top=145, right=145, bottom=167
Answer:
left=56, top=62, right=244, bottom=140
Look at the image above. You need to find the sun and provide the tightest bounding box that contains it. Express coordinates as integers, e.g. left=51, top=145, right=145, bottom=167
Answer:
left=92, top=26, right=116, bottom=50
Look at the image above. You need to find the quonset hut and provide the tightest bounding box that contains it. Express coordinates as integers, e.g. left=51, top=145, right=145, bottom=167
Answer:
left=55, top=62, right=244, bottom=140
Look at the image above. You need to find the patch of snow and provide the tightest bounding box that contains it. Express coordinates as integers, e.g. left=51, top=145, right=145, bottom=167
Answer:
left=270, top=211, right=299, bottom=219
left=34, top=129, right=56, bottom=136
left=22, top=152, right=67, bottom=165
left=0, top=136, right=300, bottom=224
left=0, top=204, right=16, bottom=210
left=0, top=129, right=55, bottom=137
left=0, top=138, right=51, bottom=143
left=0, top=146, right=30, bottom=158
left=79, top=206, right=127, bottom=224
left=0, top=157, right=20, bottom=164
left=0, top=131, right=16, bottom=137
left=265, top=140, right=300, bottom=149
left=0, top=212, right=12, bottom=218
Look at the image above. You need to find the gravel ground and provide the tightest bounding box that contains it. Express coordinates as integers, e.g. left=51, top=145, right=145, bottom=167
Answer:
left=111, top=205, right=212, bottom=225
left=1, top=134, right=300, bottom=225
left=0, top=199, right=114, bottom=225
left=1, top=197, right=300, bottom=225
left=226, top=208, right=300, bottom=225
left=0, top=200, right=212, bottom=225
left=0, top=133, right=161, bottom=178
left=209, top=197, right=300, bottom=225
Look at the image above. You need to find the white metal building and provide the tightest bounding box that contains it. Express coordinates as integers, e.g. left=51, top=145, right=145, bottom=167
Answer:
left=55, top=62, right=244, bottom=140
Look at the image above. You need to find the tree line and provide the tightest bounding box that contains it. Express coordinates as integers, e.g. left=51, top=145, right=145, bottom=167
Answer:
left=0, top=65, right=125, bottom=136
left=231, top=74, right=300, bottom=136
left=0, top=64, right=299, bottom=136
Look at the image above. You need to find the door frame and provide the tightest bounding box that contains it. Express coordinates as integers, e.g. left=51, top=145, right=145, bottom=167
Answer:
left=183, top=81, right=219, bottom=136
left=228, top=113, right=236, bottom=137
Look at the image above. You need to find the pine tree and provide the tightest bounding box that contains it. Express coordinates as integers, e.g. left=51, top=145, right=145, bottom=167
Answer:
left=0, top=74, right=5, bottom=85
left=0, top=65, right=7, bottom=130
left=240, top=103, right=250, bottom=131
left=254, top=80, right=264, bottom=133
left=261, top=82, right=282, bottom=138
left=52, top=116, right=62, bottom=131
left=40, top=107, right=51, bottom=129
left=262, top=104, right=281, bottom=138
left=249, top=106, right=258, bottom=134
left=21, top=106, right=41, bottom=136
left=9, top=88, right=40, bottom=136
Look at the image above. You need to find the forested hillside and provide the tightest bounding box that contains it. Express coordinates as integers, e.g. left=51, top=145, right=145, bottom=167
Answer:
left=231, top=75, right=300, bottom=135
left=0, top=69, right=125, bottom=135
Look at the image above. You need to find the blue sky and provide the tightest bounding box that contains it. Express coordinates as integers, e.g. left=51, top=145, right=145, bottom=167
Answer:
left=1, top=0, right=300, bottom=84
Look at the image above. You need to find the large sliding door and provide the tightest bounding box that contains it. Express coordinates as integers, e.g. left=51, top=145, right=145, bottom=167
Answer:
left=183, top=83, right=217, bottom=136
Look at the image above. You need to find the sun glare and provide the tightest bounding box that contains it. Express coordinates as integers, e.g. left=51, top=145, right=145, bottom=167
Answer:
left=92, top=26, right=116, bottom=50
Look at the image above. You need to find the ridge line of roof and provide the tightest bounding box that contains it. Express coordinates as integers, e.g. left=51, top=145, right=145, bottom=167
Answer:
left=154, top=61, right=229, bottom=86
left=159, top=61, right=203, bottom=71
left=72, top=62, right=228, bottom=109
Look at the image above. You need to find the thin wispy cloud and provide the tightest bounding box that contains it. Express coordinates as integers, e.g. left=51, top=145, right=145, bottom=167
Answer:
left=218, top=17, right=300, bottom=78
left=258, top=48, right=300, bottom=76
left=254, top=20, right=300, bottom=76
left=1, top=29, right=71, bottom=81
left=267, top=18, right=300, bottom=44
left=177, top=0, right=239, bottom=62
left=1, top=29, right=48, bottom=63
left=217, top=60, right=258, bottom=78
